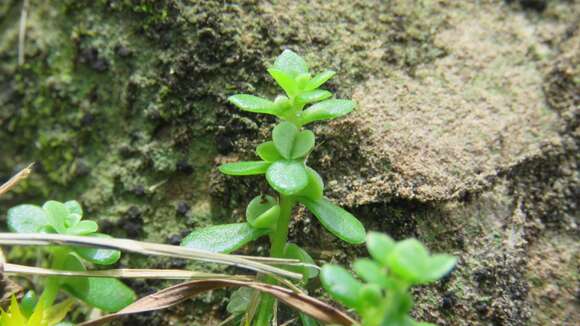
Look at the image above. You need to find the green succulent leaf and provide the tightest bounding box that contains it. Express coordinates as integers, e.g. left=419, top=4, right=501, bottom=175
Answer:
left=227, top=287, right=254, bottom=314
left=20, top=290, right=37, bottom=318
left=272, top=122, right=315, bottom=159
left=272, top=49, right=309, bottom=77
left=283, top=243, right=318, bottom=281
left=266, top=160, right=309, bottom=196
left=64, top=200, right=82, bottom=217
left=256, top=141, right=284, bottom=162
left=228, top=95, right=280, bottom=116
left=353, top=258, right=386, bottom=286
left=218, top=161, right=271, bottom=176
left=367, top=232, right=396, bottom=267
left=73, top=233, right=121, bottom=265
left=268, top=68, right=299, bottom=97
left=297, top=90, right=332, bottom=104
left=66, top=220, right=98, bottom=235
left=7, top=204, right=48, bottom=233
left=387, top=238, right=431, bottom=284
left=246, top=195, right=280, bottom=230
left=42, top=201, right=68, bottom=233
left=358, top=284, right=383, bottom=306
left=181, top=223, right=268, bottom=254
left=61, top=254, right=135, bottom=312
left=423, top=254, right=457, bottom=283
left=320, top=264, right=363, bottom=310
left=300, top=197, right=366, bottom=244
left=301, top=99, right=356, bottom=125
left=305, top=70, right=336, bottom=91
left=291, top=130, right=315, bottom=159
left=297, top=167, right=324, bottom=201
left=273, top=121, right=299, bottom=159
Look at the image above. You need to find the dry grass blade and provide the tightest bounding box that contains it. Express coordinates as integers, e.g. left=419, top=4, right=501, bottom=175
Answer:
left=79, top=279, right=356, bottom=326
left=3, top=263, right=254, bottom=281
left=0, top=163, right=34, bottom=197
left=0, top=233, right=302, bottom=279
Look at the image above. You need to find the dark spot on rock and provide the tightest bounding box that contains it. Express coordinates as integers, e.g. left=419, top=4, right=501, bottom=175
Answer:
left=440, top=293, right=456, bottom=311
left=99, top=219, right=115, bottom=234
left=73, top=159, right=91, bottom=177
left=176, top=160, right=194, bottom=174
left=79, top=47, right=109, bottom=72
left=167, top=234, right=182, bottom=245
left=518, top=0, right=547, bottom=12
left=80, top=113, right=95, bottom=126
left=133, top=185, right=146, bottom=196
left=215, top=134, right=233, bottom=155
left=120, top=206, right=143, bottom=238
left=115, top=44, right=132, bottom=57
left=176, top=202, right=190, bottom=216
left=475, top=301, right=489, bottom=315
left=473, top=267, right=494, bottom=286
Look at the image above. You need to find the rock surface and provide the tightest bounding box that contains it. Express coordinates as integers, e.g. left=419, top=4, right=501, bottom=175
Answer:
left=0, top=1, right=578, bottom=325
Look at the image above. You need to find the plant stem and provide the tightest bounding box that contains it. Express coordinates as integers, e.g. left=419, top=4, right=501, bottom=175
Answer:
left=255, top=195, right=295, bottom=325
left=38, top=247, right=68, bottom=306
left=270, top=195, right=294, bottom=257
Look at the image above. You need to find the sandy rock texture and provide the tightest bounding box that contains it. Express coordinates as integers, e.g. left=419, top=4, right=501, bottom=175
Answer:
left=0, top=0, right=578, bottom=325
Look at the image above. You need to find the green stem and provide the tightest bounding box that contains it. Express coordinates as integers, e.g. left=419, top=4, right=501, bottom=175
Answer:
left=255, top=195, right=295, bottom=325
left=270, top=195, right=294, bottom=257
left=38, top=247, right=69, bottom=306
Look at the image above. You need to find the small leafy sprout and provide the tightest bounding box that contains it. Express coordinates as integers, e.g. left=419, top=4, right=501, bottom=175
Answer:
left=181, top=49, right=364, bottom=325
left=321, top=232, right=457, bottom=326
left=6, top=200, right=136, bottom=312
left=0, top=295, right=73, bottom=326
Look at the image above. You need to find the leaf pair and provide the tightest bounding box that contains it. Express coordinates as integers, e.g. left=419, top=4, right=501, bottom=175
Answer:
left=320, top=232, right=457, bottom=326
left=7, top=201, right=119, bottom=266
left=366, top=233, right=457, bottom=285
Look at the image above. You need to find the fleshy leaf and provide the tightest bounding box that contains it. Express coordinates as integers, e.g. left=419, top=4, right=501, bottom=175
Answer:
left=423, top=254, right=457, bottom=283
left=218, top=161, right=271, bottom=176
left=227, top=288, right=254, bottom=314
left=386, top=238, right=430, bottom=284
left=272, top=49, right=308, bottom=77
left=20, top=290, right=37, bottom=318
left=246, top=195, right=280, bottom=230
left=301, top=99, right=355, bottom=125
left=300, top=197, right=366, bottom=244
left=63, top=200, right=82, bottom=228
left=228, top=95, right=280, bottom=116
left=42, top=201, right=68, bottom=233
left=273, top=121, right=299, bottom=159
left=297, top=90, right=332, bottom=104
left=268, top=68, right=299, bottom=97
left=66, top=220, right=98, bottom=235
left=283, top=243, right=318, bottom=281
left=297, top=167, right=324, bottom=201
left=64, top=200, right=83, bottom=217
left=74, top=233, right=121, bottom=265
left=353, top=258, right=386, bottom=286
left=7, top=204, right=48, bottom=233
left=367, top=232, right=396, bottom=267
left=358, top=284, right=383, bottom=306
left=305, top=70, right=336, bottom=91
left=291, top=130, right=315, bottom=159
left=256, top=141, right=283, bottom=162
left=320, top=265, right=363, bottom=310
left=266, top=160, right=309, bottom=196
left=61, top=254, right=135, bottom=312
left=181, top=223, right=268, bottom=254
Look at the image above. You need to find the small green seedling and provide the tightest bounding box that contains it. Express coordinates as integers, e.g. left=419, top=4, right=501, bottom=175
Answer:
left=321, top=232, right=457, bottom=326
left=6, top=200, right=136, bottom=313
left=181, top=49, right=365, bottom=324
